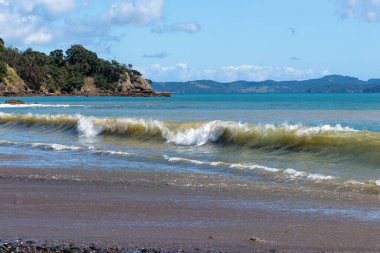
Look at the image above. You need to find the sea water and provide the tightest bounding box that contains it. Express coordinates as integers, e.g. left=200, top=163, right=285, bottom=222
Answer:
left=0, top=93, right=380, bottom=195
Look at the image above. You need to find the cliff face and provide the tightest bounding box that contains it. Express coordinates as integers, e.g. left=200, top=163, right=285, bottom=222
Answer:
left=0, top=65, right=30, bottom=96
left=116, top=72, right=152, bottom=93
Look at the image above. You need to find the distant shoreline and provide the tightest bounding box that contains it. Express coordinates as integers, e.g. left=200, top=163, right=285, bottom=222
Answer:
left=153, top=75, right=380, bottom=94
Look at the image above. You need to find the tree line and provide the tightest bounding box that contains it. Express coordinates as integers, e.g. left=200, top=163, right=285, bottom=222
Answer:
left=0, top=38, right=144, bottom=92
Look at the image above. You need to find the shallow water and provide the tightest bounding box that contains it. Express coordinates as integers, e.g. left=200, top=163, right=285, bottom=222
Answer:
left=0, top=94, right=380, bottom=196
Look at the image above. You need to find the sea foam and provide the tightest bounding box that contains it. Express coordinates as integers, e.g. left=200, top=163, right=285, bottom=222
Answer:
left=0, top=103, right=79, bottom=108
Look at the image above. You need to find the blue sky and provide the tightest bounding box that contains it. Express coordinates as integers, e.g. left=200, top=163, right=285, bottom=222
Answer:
left=0, top=0, right=380, bottom=82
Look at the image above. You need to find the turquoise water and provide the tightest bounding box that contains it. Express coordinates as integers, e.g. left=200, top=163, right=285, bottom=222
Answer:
left=0, top=94, right=380, bottom=194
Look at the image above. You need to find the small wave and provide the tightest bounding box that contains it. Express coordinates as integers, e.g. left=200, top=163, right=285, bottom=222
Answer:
left=0, top=103, right=80, bottom=108
left=31, top=142, right=86, bottom=151
left=165, top=155, right=281, bottom=173
left=0, top=139, right=134, bottom=158
left=0, top=139, right=87, bottom=151
left=165, top=155, right=334, bottom=178
left=163, top=154, right=380, bottom=195
left=229, top=163, right=280, bottom=172
left=95, top=150, right=133, bottom=156
left=284, top=168, right=336, bottom=180
left=164, top=155, right=226, bottom=167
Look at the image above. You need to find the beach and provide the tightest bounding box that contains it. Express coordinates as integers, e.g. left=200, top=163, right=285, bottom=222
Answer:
left=1, top=166, right=379, bottom=252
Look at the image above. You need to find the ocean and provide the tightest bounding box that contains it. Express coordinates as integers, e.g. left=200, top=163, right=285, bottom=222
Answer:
left=1, top=93, right=380, bottom=197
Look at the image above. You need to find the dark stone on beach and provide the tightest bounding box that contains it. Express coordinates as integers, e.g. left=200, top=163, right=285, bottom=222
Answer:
left=63, top=247, right=78, bottom=253
left=4, top=99, right=25, bottom=104
left=89, top=244, right=100, bottom=251
left=0, top=239, right=234, bottom=253
left=25, top=240, right=36, bottom=245
left=141, top=248, right=161, bottom=253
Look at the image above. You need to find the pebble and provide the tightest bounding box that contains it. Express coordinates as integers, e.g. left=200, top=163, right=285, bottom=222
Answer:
left=0, top=239, right=225, bottom=253
left=249, top=236, right=262, bottom=242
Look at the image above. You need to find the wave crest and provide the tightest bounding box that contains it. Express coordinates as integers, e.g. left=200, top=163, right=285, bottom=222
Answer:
left=1, top=112, right=379, bottom=155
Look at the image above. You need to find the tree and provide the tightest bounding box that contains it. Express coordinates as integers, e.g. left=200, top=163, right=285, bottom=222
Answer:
left=65, top=45, right=98, bottom=76
left=0, top=61, right=7, bottom=81
left=50, top=49, right=64, bottom=67
left=0, top=37, right=6, bottom=81
left=0, top=38, right=146, bottom=92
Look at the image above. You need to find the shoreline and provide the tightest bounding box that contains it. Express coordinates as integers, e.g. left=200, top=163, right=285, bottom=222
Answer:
left=1, top=167, right=379, bottom=252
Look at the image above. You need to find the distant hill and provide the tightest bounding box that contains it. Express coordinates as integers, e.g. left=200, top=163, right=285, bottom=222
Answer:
left=153, top=75, right=380, bottom=93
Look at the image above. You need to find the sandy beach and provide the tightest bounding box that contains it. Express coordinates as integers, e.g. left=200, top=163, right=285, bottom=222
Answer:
left=1, top=167, right=379, bottom=252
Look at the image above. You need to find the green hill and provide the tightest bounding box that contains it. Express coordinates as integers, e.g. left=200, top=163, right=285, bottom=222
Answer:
left=0, top=38, right=166, bottom=97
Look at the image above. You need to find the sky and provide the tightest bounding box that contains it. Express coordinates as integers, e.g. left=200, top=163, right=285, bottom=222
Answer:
left=0, top=0, right=380, bottom=82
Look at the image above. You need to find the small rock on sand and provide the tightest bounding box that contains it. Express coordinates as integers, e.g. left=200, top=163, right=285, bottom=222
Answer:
left=249, top=236, right=263, bottom=242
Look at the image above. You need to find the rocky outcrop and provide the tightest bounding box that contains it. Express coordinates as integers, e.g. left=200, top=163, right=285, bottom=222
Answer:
left=0, top=65, right=30, bottom=96
left=4, top=99, right=25, bottom=104
left=116, top=72, right=152, bottom=93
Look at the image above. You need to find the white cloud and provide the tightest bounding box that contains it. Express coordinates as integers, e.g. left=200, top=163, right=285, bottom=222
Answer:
left=24, top=30, right=54, bottom=44
left=1, top=0, right=77, bottom=16
left=141, top=63, right=329, bottom=82
left=0, top=0, right=200, bottom=48
left=221, top=65, right=271, bottom=81
left=331, top=0, right=380, bottom=21
left=107, top=0, right=164, bottom=25
left=0, top=0, right=164, bottom=47
left=0, top=10, right=55, bottom=45
left=151, top=22, right=201, bottom=34
left=0, top=0, right=78, bottom=45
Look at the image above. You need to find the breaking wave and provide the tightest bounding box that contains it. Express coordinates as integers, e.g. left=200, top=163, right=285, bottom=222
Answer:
left=0, top=112, right=379, bottom=159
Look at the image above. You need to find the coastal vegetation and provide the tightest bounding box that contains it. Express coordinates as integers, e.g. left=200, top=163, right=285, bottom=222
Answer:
left=0, top=38, right=162, bottom=96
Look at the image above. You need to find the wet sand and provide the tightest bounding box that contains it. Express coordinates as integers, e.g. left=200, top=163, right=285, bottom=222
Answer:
left=0, top=167, right=379, bottom=252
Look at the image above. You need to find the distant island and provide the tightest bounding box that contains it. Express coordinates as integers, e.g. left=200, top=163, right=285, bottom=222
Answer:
left=0, top=38, right=168, bottom=97
left=153, top=75, right=380, bottom=94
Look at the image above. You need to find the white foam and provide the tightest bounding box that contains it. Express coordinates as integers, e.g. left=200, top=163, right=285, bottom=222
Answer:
left=31, top=142, right=84, bottom=151
left=0, top=103, right=78, bottom=108
left=164, top=155, right=278, bottom=172
left=0, top=139, right=86, bottom=151
left=164, top=121, right=245, bottom=146
left=282, top=123, right=356, bottom=136
left=230, top=163, right=279, bottom=172
left=77, top=115, right=101, bottom=137
left=264, top=123, right=357, bottom=136
left=376, top=180, right=380, bottom=186
left=97, top=150, right=133, bottom=156
left=0, top=138, right=138, bottom=159
left=284, top=168, right=307, bottom=177
left=284, top=168, right=336, bottom=180
left=164, top=155, right=225, bottom=167
left=0, top=140, right=13, bottom=145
